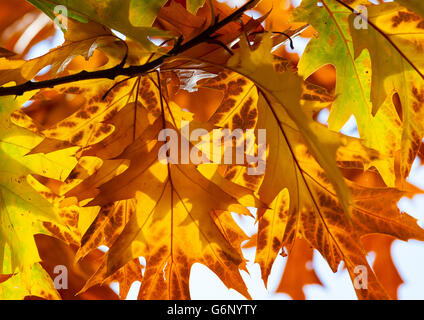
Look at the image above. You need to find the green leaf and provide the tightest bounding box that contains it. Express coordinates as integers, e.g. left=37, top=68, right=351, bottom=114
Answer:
left=27, top=0, right=87, bottom=24
left=129, top=0, right=168, bottom=27
left=292, top=0, right=402, bottom=186
left=27, top=0, right=169, bottom=48
left=0, top=263, right=60, bottom=300
left=0, top=95, right=75, bottom=298
left=349, top=1, right=424, bottom=182
left=187, top=0, right=206, bottom=13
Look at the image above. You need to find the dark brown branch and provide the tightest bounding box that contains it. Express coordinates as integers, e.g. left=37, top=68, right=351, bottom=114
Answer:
left=272, top=32, right=294, bottom=49
left=0, top=0, right=259, bottom=97
left=206, top=37, right=234, bottom=55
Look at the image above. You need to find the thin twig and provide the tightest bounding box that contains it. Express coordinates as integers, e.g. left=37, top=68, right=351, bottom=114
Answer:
left=272, top=31, right=294, bottom=50
left=101, top=76, right=132, bottom=100
left=206, top=37, right=234, bottom=55
left=249, top=30, right=296, bottom=49
left=102, top=37, right=174, bottom=101
left=239, top=18, right=253, bottom=50
left=133, top=76, right=142, bottom=142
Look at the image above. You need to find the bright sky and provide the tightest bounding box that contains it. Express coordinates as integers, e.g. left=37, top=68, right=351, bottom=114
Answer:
left=24, top=0, right=424, bottom=300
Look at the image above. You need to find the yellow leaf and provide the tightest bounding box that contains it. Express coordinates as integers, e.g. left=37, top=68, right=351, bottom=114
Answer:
left=350, top=2, right=424, bottom=181
left=227, top=34, right=352, bottom=222
left=0, top=95, right=75, bottom=299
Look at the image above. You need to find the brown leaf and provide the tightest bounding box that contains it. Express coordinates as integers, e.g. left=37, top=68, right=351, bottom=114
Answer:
left=277, top=238, right=322, bottom=300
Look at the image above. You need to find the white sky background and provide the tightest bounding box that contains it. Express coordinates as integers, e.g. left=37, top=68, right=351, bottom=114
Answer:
left=24, top=0, right=424, bottom=300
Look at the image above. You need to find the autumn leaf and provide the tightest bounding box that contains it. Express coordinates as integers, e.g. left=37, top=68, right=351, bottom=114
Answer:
left=348, top=1, right=424, bottom=182
left=276, top=238, right=321, bottom=300
left=291, top=0, right=405, bottom=186
left=0, top=262, right=60, bottom=300
left=0, top=95, right=76, bottom=299
left=362, top=234, right=403, bottom=300
left=35, top=234, right=121, bottom=300
left=1, top=0, right=424, bottom=301
left=214, top=32, right=424, bottom=299
left=29, top=0, right=169, bottom=48
left=70, top=93, right=263, bottom=298
left=395, top=0, right=424, bottom=19
left=253, top=89, right=422, bottom=299
left=226, top=33, right=352, bottom=223
left=0, top=18, right=126, bottom=91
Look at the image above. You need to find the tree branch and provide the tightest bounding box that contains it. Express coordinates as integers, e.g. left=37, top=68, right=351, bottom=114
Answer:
left=0, top=0, right=259, bottom=97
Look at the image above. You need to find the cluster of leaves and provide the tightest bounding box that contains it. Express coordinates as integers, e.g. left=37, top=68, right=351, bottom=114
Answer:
left=0, top=0, right=423, bottom=300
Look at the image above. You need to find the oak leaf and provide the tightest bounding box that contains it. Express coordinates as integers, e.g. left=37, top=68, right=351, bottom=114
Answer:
left=29, top=0, right=169, bottom=48
left=2, top=0, right=424, bottom=301
left=292, top=0, right=403, bottom=186
left=0, top=95, right=75, bottom=299
left=349, top=1, right=424, bottom=182
left=80, top=118, right=262, bottom=299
